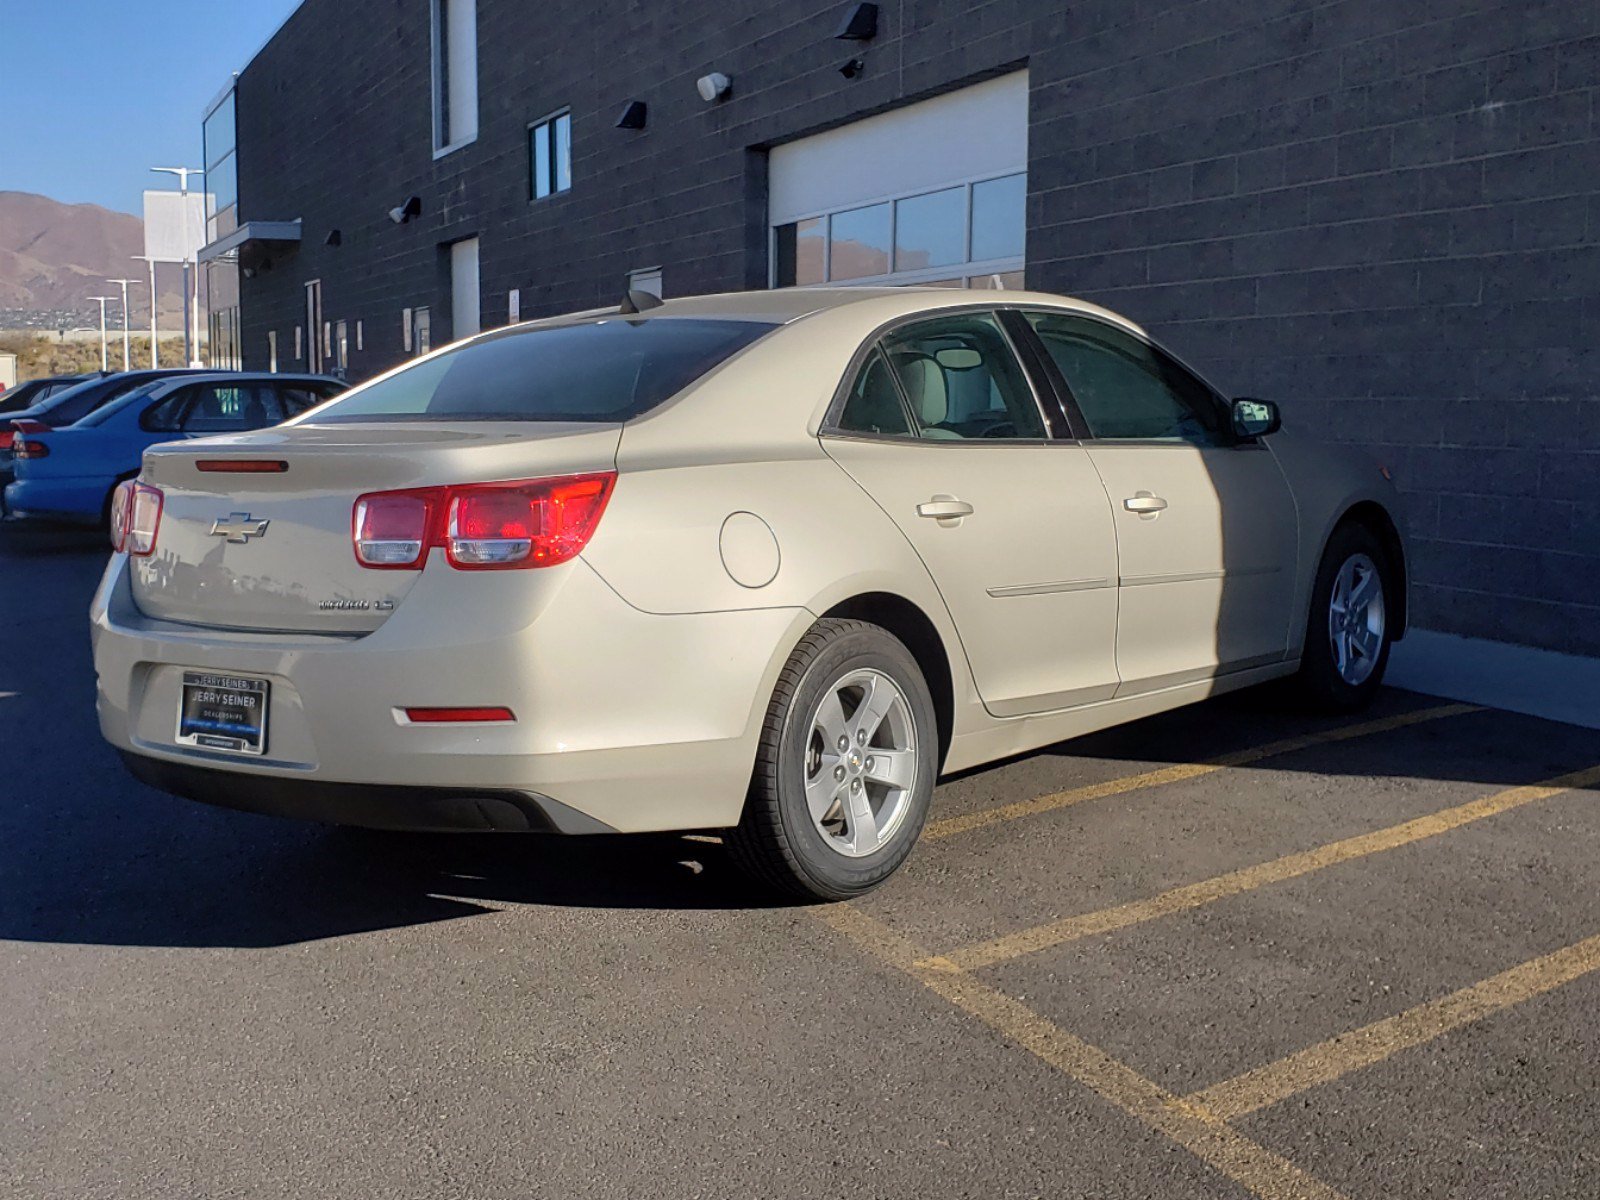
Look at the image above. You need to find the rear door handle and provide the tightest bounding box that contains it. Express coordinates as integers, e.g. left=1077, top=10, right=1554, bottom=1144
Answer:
left=1123, top=492, right=1168, bottom=517
left=917, top=496, right=975, bottom=521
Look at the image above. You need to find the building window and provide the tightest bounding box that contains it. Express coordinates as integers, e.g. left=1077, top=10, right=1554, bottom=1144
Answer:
left=529, top=110, right=572, bottom=200
left=202, top=86, right=238, bottom=244
left=773, top=171, right=1026, bottom=289
left=432, top=0, right=478, bottom=154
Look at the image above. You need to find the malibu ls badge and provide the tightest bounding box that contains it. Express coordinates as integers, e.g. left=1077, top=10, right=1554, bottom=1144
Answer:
left=210, top=513, right=270, bottom=544
left=319, top=598, right=396, bottom=612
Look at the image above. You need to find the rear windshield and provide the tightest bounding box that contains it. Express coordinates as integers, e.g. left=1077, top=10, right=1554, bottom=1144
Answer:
left=35, top=376, right=153, bottom=427
left=304, top=317, right=774, bottom=424
left=0, top=379, right=53, bottom=414
left=77, top=382, right=165, bottom=427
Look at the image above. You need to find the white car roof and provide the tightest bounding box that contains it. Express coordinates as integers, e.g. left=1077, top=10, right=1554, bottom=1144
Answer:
left=519, top=287, right=1151, bottom=338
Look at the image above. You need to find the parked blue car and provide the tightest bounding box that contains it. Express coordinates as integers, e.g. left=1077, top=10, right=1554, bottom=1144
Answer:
left=0, top=369, right=216, bottom=497
left=5, top=372, right=345, bottom=525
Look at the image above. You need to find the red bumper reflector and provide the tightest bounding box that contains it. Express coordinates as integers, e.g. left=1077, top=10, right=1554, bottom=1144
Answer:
left=197, top=460, right=290, bottom=473
left=404, top=706, right=516, bottom=724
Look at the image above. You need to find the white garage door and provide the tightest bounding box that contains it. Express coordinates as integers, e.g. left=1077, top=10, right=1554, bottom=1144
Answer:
left=769, top=71, right=1028, bottom=290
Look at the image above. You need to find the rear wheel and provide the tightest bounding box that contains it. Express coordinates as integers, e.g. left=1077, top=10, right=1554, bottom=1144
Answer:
left=728, top=618, right=937, bottom=901
left=1293, top=522, right=1393, bottom=712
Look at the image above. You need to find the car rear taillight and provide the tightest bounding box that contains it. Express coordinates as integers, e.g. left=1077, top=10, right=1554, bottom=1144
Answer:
left=352, top=473, right=615, bottom=571
left=10, top=418, right=49, bottom=458
left=0, top=432, right=13, bottom=451
left=354, top=490, right=437, bottom=568
left=447, top=474, right=614, bottom=569
left=110, top=481, right=163, bottom=556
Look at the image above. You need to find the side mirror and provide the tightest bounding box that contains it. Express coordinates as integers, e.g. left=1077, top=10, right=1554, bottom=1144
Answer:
left=1231, top=397, right=1281, bottom=439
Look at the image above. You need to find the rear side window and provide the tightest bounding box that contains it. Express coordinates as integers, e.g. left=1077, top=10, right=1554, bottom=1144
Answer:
left=180, top=384, right=270, bottom=433
left=835, top=313, right=1047, bottom=441
left=304, top=318, right=773, bottom=424
left=838, top=350, right=912, bottom=437
left=140, top=389, right=190, bottom=433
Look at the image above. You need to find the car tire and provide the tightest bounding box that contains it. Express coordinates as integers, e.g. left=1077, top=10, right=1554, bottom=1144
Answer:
left=1293, top=522, right=1394, bottom=713
left=728, top=618, right=938, bottom=901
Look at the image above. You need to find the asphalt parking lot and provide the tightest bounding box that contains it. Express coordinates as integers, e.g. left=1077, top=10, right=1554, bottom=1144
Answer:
left=3, top=527, right=1598, bottom=1200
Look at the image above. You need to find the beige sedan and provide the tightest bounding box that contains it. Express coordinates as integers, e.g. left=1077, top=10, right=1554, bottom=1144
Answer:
left=91, top=288, right=1405, bottom=899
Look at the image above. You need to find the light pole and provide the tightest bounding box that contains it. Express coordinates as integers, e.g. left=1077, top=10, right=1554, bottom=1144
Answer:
left=107, top=278, right=138, bottom=371
left=132, top=254, right=159, bottom=367
left=151, top=167, right=204, bottom=367
left=88, top=297, right=114, bottom=371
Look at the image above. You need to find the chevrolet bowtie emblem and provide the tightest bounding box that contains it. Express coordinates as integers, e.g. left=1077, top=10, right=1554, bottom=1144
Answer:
left=210, top=513, right=271, bottom=544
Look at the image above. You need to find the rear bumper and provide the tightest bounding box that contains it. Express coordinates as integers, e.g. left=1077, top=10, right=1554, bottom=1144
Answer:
left=92, top=552, right=809, bottom=834
left=120, top=751, right=615, bottom=832
left=3, top=474, right=104, bottom=523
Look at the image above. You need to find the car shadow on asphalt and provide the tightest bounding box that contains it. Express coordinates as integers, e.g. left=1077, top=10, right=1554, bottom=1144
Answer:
left=5, top=534, right=1595, bottom=951
left=0, top=797, right=787, bottom=951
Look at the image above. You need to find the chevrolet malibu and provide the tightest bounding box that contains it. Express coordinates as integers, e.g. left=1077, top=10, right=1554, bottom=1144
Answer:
left=92, top=288, right=1405, bottom=899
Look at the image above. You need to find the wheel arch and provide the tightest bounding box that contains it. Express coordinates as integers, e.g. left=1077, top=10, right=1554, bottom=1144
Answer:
left=1333, top=500, right=1408, bottom=640
left=818, top=591, right=956, bottom=768
left=100, top=469, right=140, bottom=528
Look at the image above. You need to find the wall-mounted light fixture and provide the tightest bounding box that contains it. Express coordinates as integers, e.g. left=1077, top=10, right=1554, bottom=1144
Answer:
left=325, top=229, right=343, bottom=247
left=839, top=58, right=865, bottom=79
left=696, top=72, right=732, bottom=103
left=615, top=100, right=648, bottom=130
left=388, top=196, right=423, bottom=225
left=834, top=2, right=878, bottom=40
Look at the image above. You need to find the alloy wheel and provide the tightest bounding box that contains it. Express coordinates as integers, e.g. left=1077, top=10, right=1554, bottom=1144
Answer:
left=802, top=668, right=918, bottom=858
left=1327, top=552, right=1386, bottom=686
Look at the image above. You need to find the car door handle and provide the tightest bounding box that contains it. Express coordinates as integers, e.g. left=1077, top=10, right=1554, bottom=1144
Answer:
left=1123, top=492, right=1169, bottom=516
left=917, top=497, right=975, bottom=520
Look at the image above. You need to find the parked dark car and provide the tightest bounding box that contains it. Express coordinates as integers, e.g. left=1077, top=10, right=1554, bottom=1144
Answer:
left=0, top=372, right=110, bottom=416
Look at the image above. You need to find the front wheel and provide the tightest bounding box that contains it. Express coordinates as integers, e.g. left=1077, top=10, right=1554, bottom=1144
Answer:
left=728, top=618, right=938, bottom=901
left=1293, top=523, right=1393, bottom=712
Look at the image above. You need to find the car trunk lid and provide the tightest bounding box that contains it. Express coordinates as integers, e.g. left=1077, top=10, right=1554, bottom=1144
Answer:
left=130, top=421, right=622, bottom=633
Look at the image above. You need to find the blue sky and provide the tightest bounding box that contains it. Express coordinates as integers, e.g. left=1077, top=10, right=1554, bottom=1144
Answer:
left=0, top=0, right=301, bottom=215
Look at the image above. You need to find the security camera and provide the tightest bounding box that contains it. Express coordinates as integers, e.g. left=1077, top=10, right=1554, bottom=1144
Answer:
left=696, top=72, right=732, bottom=103
left=388, top=196, right=422, bottom=224
left=389, top=205, right=407, bottom=224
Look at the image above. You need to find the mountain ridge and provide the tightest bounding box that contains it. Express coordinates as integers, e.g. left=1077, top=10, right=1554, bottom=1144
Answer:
left=0, top=191, right=188, bottom=329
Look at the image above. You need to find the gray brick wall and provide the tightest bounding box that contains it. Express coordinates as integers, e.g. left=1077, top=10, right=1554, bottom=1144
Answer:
left=234, top=0, right=1600, bottom=655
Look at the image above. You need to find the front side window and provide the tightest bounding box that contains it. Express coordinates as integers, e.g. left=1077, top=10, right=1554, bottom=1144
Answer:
left=530, top=110, right=572, bottom=199
left=870, top=312, right=1045, bottom=441
left=304, top=318, right=773, bottom=424
left=1024, top=313, right=1229, bottom=446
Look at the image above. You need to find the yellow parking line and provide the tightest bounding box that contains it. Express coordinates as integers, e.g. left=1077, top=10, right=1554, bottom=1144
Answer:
left=935, top=764, right=1600, bottom=972
left=816, top=904, right=1350, bottom=1200
left=1189, top=933, right=1600, bottom=1121
left=922, top=702, right=1479, bottom=841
